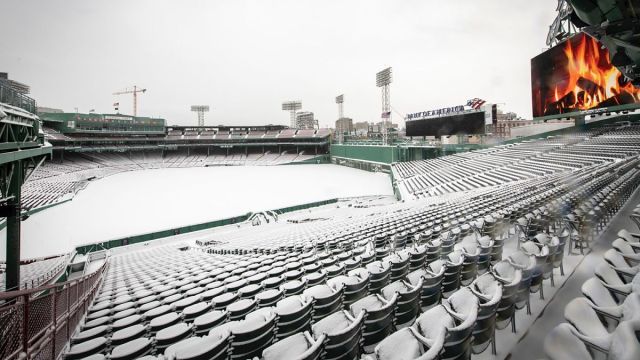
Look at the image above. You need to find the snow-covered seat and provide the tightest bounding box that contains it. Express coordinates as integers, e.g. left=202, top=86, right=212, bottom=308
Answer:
left=302, top=271, right=327, bottom=287
left=584, top=293, right=640, bottom=323
left=366, top=261, right=392, bottom=293
left=193, top=309, right=228, bottom=335
left=442, top=251, right=464, bottom=298
left=475, top=236, right=494, bottom=274
left=613, top=237, right=640, bottom=254
left=164, top=331, right=231, bottom=360
left=582, top=276, right=621, bottom=310
left=519, top=242, right=550, bottom=299
left=490, top=260, right=521, bottom=332
left=212, top=292, right=239, bottom=310
left=182, top=301, right=211, bottom=321
left=281, top=278, right=308, bottom=297
left=412, top=305, right=454, bottom=359
left=71, top=325, right=110, bottom=345
left=262, top=332, right=325, bottom=360
left=109, top=337, right=153, bottom=360
left=326, top=263, right=346, bottom=279
left=470, top=273, right=502, bottom=354
left=274, top=294, right=314, bottom=340
left=330, top=271, right=370, bottom=307
left=311, top=310, right=365, bottom=360
left=424, top=240, right=441, bottom=264
left=263, top=276, right=285, bottom=290
left=227, top=298, right=258, bottom=321
left=406, top=260, right=445, bottom=309
left=110, top=324, right=147, bottom=346
left=618, top=229, right=640, bottom=243
left=350, top=293, right=398, bottom=346
left=64, top=337, right=109, bottom=359
left=256, top=288, right=284, bottom=308
left=238, top=283, right=264, bottom=299
left=200, top=286, right=225, bottom=302
left=408, top=244, right=428, bottom=272
left=507, top=250, right=535, bottom=314
left=383, top=251, right=411, bottom=282
left=608, top=318, right=640, bottom=360
left=382, top=278, right=422, bottom=325
left=564, top=297, right=613, bottom=354
left=155, top=322, right=193, bottom=352
left=303, top=284, right=344, bottom=322
left=365, top=326, right=445, bottom=360
left=454, top=242, right=479, bottom=286
left=543, top=323, right=593, bottom=360
left=595, top=263, right=632, bottom=296
left=149, top=312, right=181, bottom=333
left=604, top=249, right=640, bottom=281
left=210, top=308, right=277, bottom=359
left=440, top=287, right=479, bottom=360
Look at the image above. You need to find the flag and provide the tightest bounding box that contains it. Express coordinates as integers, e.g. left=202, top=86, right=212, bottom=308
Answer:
left=113, top=102, right=119, bottom=106
left=381, top=111, right=391, bottom=118
left=466, top=98, right=486, bottom=110
left=89, top=109, right=95, bottom=112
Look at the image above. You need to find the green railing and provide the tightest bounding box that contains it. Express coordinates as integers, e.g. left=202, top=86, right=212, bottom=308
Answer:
left=75, top=198, right=338, bottom=254
left=0, top=82, right=36, bottom=114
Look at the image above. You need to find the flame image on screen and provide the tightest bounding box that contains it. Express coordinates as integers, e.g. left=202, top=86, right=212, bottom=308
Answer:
left=532, top=33, right=640, bottom=117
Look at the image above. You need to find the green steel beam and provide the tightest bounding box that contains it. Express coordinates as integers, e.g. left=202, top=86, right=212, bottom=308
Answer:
left=0, top=146, right=52, bottom=165
left=0, top=142, right=41, bottom=152
left=5, top=160, right=22, bottom=291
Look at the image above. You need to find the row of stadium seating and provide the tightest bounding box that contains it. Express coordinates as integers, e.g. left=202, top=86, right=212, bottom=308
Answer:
left=21, top=151, right=319, bottom=210
left=47, top=128, right=332, bottom=142
left=61, top=137, right=640, bottom=359
left=0, top=254, right=69, bottom=291
left=543, top=206, right=640, bottom=359
left=393, top=124, right=640, bottom=200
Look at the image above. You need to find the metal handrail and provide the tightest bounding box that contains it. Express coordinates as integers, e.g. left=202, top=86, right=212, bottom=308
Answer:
left=0, top=82, right=37, bottom=114
left=0, top=258, right=108, bottom=360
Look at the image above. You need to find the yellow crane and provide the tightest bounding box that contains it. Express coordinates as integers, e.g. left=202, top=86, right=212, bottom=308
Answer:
left=113, top=85, right=146, bottom=116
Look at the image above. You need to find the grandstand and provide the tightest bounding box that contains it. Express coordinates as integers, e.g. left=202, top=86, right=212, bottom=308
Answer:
left=5, top=0, right=640, bottom=359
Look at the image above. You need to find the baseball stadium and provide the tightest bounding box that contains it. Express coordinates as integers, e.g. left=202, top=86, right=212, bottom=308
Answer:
left=2, top=1, right=640, bottom=360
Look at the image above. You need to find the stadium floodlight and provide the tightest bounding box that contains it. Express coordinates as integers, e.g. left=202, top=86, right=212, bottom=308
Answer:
left=376, top=67, right=392, bottom=87
left=282, top=101, right=302, bottom=128
left=191, top=105, right=210, bottom=126
left=376, top=67, right=392, bottom=145
left=335, top=94, right=345, bottom=143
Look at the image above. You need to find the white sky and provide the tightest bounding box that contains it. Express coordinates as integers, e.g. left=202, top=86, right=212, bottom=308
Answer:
left=0, top=0, right=556, bottom=128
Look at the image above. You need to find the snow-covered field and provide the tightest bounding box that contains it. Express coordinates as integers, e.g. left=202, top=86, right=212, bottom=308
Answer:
left=0, top=165, right=393, bottom=260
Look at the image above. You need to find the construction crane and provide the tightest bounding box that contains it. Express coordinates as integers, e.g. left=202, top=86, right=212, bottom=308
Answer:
left=113, top=85, right=146, bottom=116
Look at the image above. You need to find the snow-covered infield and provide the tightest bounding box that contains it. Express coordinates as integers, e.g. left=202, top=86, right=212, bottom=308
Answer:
left=0, top=165, right=393, bottom=261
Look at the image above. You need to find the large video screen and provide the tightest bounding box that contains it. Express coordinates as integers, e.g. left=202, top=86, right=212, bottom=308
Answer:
left=531, top=32, right=640, bottom=118
left=406, top=111, right=485, bottom=137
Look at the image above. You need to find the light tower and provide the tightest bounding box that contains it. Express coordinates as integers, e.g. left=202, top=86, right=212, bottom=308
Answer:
left=282, top=101, right=302, bottom=128
left=376, top=67, right=392, bottom=145
left=191, top=105, right=210, bottom=126
left=335, top=94, right=344, bottom=143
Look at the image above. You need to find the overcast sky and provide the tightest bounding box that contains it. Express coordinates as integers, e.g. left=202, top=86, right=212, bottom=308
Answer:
left=1, top=0, right=556, bottom=128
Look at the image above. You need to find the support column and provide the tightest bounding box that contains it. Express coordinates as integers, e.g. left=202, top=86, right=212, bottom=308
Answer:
left=6, top=160, right=23, bottom=292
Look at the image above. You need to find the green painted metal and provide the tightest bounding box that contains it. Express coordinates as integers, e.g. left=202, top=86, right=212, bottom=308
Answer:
left=533, top=103, right=640, bottom=122
left=331, top=144, right=403, bottom=164
left=5, top=160, right=21, bottom=291
left=76, top=198, right=338, bottom=255
left=40, top=112, right=166, bottom=133
left=0, top=145, right=52, bottom=165
left=0, top=83, right=36, bottom=113
left=331, top=144, right=447, bottom=164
